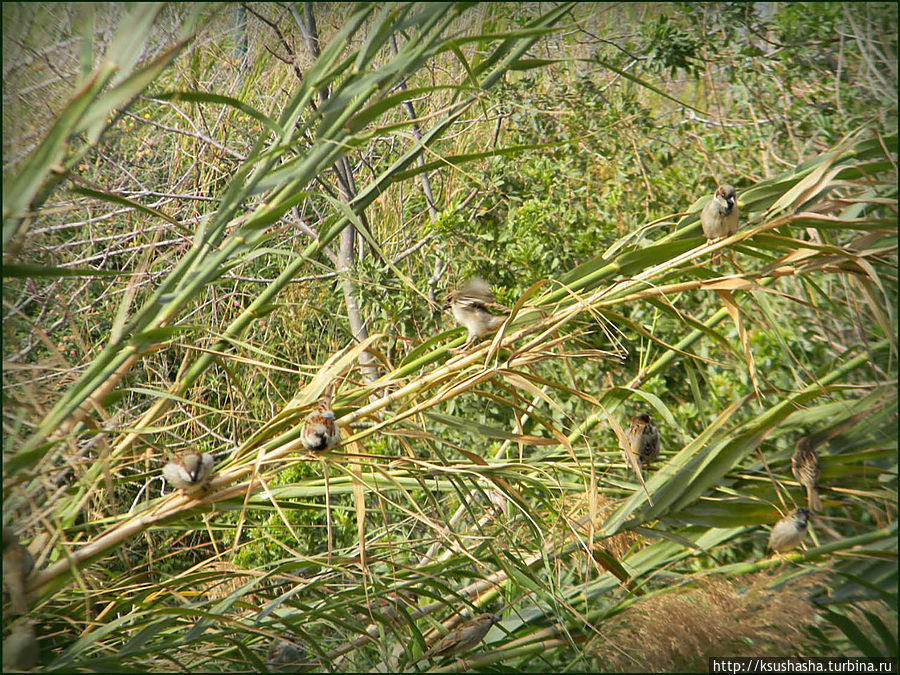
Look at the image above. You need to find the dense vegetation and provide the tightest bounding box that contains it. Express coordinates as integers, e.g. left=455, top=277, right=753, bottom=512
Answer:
left=2, top=2, right=896, bottom=671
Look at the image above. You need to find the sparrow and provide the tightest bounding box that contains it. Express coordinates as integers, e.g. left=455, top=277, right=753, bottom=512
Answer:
left=486, top=489, right=509, bottom=518
left=3, top=619, right=38, bottom=671
left=444, top=277, right=510, bottom=352
left=266, top=637, right=305, bottom=671
left=3, top=530, right=34, bottom=616
left=700, top=184, right=739, bottom=241
left=162, top=451, right=214, bottom=491
left=357, top=589, right=419, bottom=624
left=767, top=508, right=810, bottom=553
left=791, top=437, right=823, bottom=512
left=300, top=385, right=341, bottom=452
left=624, top=412, right=660, bottom=467
left=414, top=612, right=500, bottom=665
left=374, top=588, right=418, bottom=611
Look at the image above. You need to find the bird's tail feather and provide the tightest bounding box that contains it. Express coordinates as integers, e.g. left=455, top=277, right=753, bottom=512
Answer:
left=807, top=485, right=822, bottom=512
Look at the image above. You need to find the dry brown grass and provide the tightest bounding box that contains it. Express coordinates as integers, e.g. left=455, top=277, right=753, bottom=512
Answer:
left=201, top=561, right=263, bottom=603
left=567, top=489, right=643, bottom=561
left=589, top=572, right=824, bottom=672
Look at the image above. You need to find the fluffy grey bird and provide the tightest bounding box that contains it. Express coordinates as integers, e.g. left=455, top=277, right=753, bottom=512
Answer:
left=444, top=277, right=510, bottom=352
left=700, top=184, right=739, bottom=241
left=624, top=412, right=660, bottom=467
left=266, top=637, right=305, bottom=671
left=2, top=530, right=34, bottom=616
left=414, top=612, right=500, bottom=665
left=767, top=508, right=810, bottom=553
left=162, top=451, right=214, bottom=491
left=3, top=619, right=38, bottom=670
left=791, top=437, right=823, bottom=512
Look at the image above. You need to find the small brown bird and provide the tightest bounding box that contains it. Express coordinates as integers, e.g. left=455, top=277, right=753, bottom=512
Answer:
left=375, top=588, right=418, bottom=611
left=700, top=184, right=740, bottom=241
left=791, top=437, right=823, bottom=512
left=162, top=451, right=214, bottom=491
left=266, top=637, right=305, bottom=671
left=415, top=612, right=500, bottom=664
left=358, top=589, right=419, bottom=624
left=624, top=412, right=660, bottom=467
left=3, top=619, right=38, bottom=670
left=300, top=386, right=341, bottom=452
left=3, top=530, right=34, bottom=616
left=767, top=508, right=810, bottom=553
left=444, top=277, right=510, bottom=352
left=486, top=489, right=509, bottom=518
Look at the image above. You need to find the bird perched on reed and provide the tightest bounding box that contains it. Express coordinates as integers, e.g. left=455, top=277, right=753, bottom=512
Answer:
left=2, top=530, right=34, bottom=616
left=624, top=412, right=661, bottom=467
left=486, top=489, right=510, bottom=518
left=791, top=437, right=823, bottom=512
left=414, top=612, right=500, bottom=665
left=700, top=184, right=739, bottom=241
left=300, top=383, right=341, bottom=452
left=444, top=277, right=510, bottom=352
left=767, top=508, right=810, bottom=553
left=357, top=589, right=419, bottom=625
left=162, top=451, right=214, bottom=492
left=266, top=637, right=306, bottom=671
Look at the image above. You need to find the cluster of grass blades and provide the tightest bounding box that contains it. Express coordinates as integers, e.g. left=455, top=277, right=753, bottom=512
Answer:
left=3, top=3, right=896, bottom=672
left=15, top=128, right=898, bottom=670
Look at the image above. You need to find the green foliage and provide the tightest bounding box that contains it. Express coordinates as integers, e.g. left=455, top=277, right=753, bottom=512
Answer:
left=776, top=2, right=846, bottom=42
left=1, top=2, right=896, bottom=672
left=643, top=14, right=702, bottom=77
